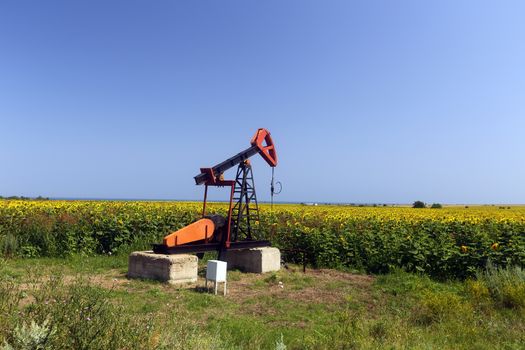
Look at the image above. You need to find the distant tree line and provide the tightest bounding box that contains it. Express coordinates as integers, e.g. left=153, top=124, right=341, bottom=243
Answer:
left=0, top=195, right=49, bottom=200
left=300, top=203, right=394, bottom=207
left=413, top=201, right=443, bottom=209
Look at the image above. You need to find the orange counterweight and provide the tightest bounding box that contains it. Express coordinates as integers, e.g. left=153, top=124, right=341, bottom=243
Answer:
left=163, top=218, right=215, bottom=247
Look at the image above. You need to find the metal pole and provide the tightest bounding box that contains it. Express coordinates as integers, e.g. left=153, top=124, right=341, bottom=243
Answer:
left=225, top=184, right=235, bottom=248
left=271, top=167, right=275, bottom=211
left=202, top=185, right=208, bottom=217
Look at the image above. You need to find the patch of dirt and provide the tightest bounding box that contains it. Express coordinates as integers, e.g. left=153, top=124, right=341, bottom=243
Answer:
left=77, top=270, right=132, bottom=289
left=224, top=268, right=375, bottom=309
left=310, top=268, right=374, bottom=286
left=14, top=269, right=131, bottom=295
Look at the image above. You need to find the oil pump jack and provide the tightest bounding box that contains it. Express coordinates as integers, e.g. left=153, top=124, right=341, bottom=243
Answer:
left=152, top=128, right=278, bottom=258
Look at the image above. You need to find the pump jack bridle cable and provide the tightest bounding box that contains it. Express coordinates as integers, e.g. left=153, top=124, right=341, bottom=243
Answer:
left=270, top=167, right=282, bottom=211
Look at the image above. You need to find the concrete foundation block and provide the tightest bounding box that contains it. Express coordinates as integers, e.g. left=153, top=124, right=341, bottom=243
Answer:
left=127, top=251, right=197, bottom=284
left=222, top=247, right=281, bottom=273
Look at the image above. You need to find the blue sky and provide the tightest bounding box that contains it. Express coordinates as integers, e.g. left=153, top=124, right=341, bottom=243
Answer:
left=1, top=1, right=524, bottom=204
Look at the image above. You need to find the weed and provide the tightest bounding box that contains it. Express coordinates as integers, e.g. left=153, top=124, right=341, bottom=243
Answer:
left=275, top=333, right=287, bottom=350
left=476, top=263, right=525, bottom=309
left=264, top=272, right=279, bottom=285
left=0, top=234, right=18, bottom=258
left=412, top=290, right=472, bottom=325
left=465, top=279, right=490, bottom=303
left=2, top=319, right=55, bottom=350
left=368, top=320, right=390, bottom=342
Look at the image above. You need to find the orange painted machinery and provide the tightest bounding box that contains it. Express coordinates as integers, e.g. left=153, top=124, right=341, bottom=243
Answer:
left=162, top=218, right=215, bottom=248
left=153, top=128, right=278, bottom=256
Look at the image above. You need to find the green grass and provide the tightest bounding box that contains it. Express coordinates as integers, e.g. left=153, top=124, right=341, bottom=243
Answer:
left=1, top=256, right=524, bottom=349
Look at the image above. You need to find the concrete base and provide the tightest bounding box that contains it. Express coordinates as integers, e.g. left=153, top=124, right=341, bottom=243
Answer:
left=222, top=247, right=281, bottom=273
left=127, top=251, right=197, bottom=285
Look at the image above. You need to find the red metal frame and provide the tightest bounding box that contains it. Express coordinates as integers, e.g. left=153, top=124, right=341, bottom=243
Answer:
left=201, top=169, right=236, bottom=249
left=198, top=128, right=277, bottom=250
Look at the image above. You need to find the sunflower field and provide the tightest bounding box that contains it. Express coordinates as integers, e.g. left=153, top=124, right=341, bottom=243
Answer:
left=1, top=200, right=524, bottom=279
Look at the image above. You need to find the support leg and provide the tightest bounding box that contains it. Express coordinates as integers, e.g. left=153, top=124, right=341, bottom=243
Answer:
left=224, top=281, right=227, bottom=296
left=214, top=281, right=218, bottom=295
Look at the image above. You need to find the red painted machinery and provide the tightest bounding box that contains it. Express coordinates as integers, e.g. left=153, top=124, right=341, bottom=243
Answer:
left=153, top=128, right=278, bottom=256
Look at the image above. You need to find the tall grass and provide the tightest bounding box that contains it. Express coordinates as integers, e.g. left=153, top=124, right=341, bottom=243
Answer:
left=473, top=262, right=525, bottom=309
left=0, top=273, right=230, bottom=350
left=1, top=274, right=152, bottom=349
